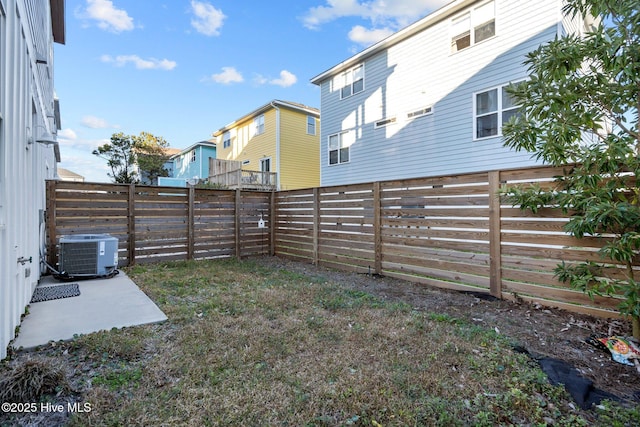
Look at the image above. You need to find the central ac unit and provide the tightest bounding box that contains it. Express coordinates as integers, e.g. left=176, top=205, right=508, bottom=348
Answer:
left=58, top=234, right=119, bottom=279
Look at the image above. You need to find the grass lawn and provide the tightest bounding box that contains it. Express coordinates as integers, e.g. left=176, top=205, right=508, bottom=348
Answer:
left=3, top=257, right=638, bottom=426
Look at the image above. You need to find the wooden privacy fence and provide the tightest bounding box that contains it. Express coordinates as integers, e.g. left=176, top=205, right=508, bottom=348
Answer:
left=46, top=181, right=272, bottom=267
left=274, top=165, right=639, bottom=319
left=47, top=165, right=639, bottom=319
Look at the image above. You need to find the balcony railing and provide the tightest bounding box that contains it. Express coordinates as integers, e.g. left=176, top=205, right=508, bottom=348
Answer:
left=208, top=159, right=277, bottom=190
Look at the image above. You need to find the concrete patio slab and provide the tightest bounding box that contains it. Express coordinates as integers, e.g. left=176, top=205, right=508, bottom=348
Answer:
left=12, top=271, right=167, bottom=350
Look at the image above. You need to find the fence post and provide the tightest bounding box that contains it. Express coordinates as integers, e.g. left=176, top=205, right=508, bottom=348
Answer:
left=235, top=188, right=241, bottom=260
left=373, top=182, right=382, bottom=275
left=269, top=191, right=276, bottom=256
left=128, top=184, right=136, bottom=266
left=488, top=171, right=502, bottom=298
left=46, top=180, right=57, bottom=268
left=188, top=185, right=195, bottom=260
left=313, top=187, right=320, bottom=266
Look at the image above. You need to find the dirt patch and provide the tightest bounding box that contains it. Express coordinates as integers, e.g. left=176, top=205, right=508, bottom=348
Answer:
left=252, top=256, right=639, bottom=403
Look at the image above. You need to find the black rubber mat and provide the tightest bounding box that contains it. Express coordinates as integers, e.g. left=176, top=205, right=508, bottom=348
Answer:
left=30, top=284, right=80, bottom=303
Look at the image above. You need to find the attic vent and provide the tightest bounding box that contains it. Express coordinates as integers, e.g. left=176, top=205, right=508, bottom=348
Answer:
left=407, top=106, right=433, bottom=119
left=374, top=117, right=397, bottom=128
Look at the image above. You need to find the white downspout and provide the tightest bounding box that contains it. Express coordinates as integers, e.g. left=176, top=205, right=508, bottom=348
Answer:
left=270, top=102, right=281, bottom=190
left=199, top=146, right=203, bottom=181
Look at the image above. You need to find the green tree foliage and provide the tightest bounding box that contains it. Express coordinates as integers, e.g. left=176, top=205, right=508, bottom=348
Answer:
left=502, top=0, right=640, bottom=337
left=93, top=132, right=170, bottom=185
left=93, top=132, right=138, bottom=184
left=134, top=132, right=170, bottom=185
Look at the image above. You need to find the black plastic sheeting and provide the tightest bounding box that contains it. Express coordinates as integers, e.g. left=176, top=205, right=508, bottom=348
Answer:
left=510, top=344, right=623, bottom=409
left=537, top=357, right=620, bottom=409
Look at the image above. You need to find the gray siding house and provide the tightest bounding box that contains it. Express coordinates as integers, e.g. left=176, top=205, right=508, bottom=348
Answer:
left=310, top=0, right=592, bottom=186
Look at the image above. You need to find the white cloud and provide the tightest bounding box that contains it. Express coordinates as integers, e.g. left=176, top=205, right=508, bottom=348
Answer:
left=81, top=0, right=134, bottom=33
left=348, top=25, right=394, bottom=45
left=101, top=54, right=177, bottom=70
left=269, top=70, right=298, bottom=88
left=302, top=0, right=450, bottom=45
left=58, top=152, right=111, bottom=183
left=81, top=116, right=111, bottom=129
left=302, top=0, right=366, bottom=29
left=254, top=70, right=298, bottom=87
left=190, top=0, right=226, bottom=36
left=56, top=129, right=106, bottom=151
left=57, top=128, right=78, bottom=140
left=253, top=74, right=268, bottom=85
left=206, top=67, right=244, bottom=84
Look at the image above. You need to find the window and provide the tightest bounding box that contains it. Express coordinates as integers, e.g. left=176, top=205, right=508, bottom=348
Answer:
left=328, top=132, right=350, bottom=165
left=451, top=0, right=495, bottom=53
left=190, top=150, right=196, bottom=163
left=474, top=82, right=522, bottom=139
left=223, top=131, right=231, bottom=148
left=254, top=115, right=265, bottom=135
left=407, top=106, right=433, bottom=119
left=375, top=117, right=397, bottom=128
left=307, top=115, right=316, bottom=135
left=260, top=158, right=271, bottom=172
left=340, top=64, right=364, bottom=99
left=260, top=158, right=272, bottom=185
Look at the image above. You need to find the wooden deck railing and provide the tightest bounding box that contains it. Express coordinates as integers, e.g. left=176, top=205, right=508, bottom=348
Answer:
left=208, top=169, right=277, bottom=191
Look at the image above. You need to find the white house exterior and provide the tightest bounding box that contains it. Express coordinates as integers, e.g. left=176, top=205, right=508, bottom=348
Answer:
left=310, top=0, right=592, bottom=186
left=1, top=0, right=64, bottom=359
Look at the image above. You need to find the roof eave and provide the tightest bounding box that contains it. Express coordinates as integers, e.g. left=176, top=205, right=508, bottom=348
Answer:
left=212, top=100, right=319, bottom=137
left=310, top=0, right=475, bottom=85
left=174, top=141, right=217, bottom=157
left=50, top=0, right=65, bottom=44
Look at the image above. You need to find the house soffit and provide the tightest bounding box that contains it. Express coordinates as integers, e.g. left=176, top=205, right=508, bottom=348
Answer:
left=50, top=0, right=65, bottom=44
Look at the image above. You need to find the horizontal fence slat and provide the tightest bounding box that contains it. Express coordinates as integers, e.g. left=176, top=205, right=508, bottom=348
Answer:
left=48, top=164, right=639, bottom=321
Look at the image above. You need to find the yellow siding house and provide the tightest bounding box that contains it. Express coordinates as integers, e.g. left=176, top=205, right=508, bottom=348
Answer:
left=212, top=100, right=320, bottom=190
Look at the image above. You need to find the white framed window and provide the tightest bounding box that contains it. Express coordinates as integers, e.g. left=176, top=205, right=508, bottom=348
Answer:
left=407, top=106, right=433, bottom=119
left=223, top=131, right=231, bottom=148
left=451, top=0, right=495, bottom=53
left=340, top=64, right=364, bottom=99
left=307, top=115, right=316, bottom=135
left=254, top=115, right=265, bottom=135
left=474, top=82, right=522, bottom=140
left=190, top=150, right=196, bottom=163
left=328, top=131, right=351, bottom=165
left=374, top=117, right=397, bottom=129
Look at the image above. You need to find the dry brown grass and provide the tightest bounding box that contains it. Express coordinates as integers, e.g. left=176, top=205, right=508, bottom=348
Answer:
left=0, top=359, right=68, bottom=403
left=3, top=257, right=638, bottom=426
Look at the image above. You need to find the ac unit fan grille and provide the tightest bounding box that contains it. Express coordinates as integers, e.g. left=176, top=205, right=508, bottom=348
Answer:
left=61, top=242, right=98, bottom=275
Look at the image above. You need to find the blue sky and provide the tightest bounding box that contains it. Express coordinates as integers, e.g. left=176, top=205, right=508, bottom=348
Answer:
left=55, top=0, right=450, bottom=182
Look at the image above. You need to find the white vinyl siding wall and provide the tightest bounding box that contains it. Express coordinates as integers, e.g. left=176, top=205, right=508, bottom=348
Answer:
left=1, top=0, right=59, bottom=360
left=318, top=0, right=568, bottom=186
